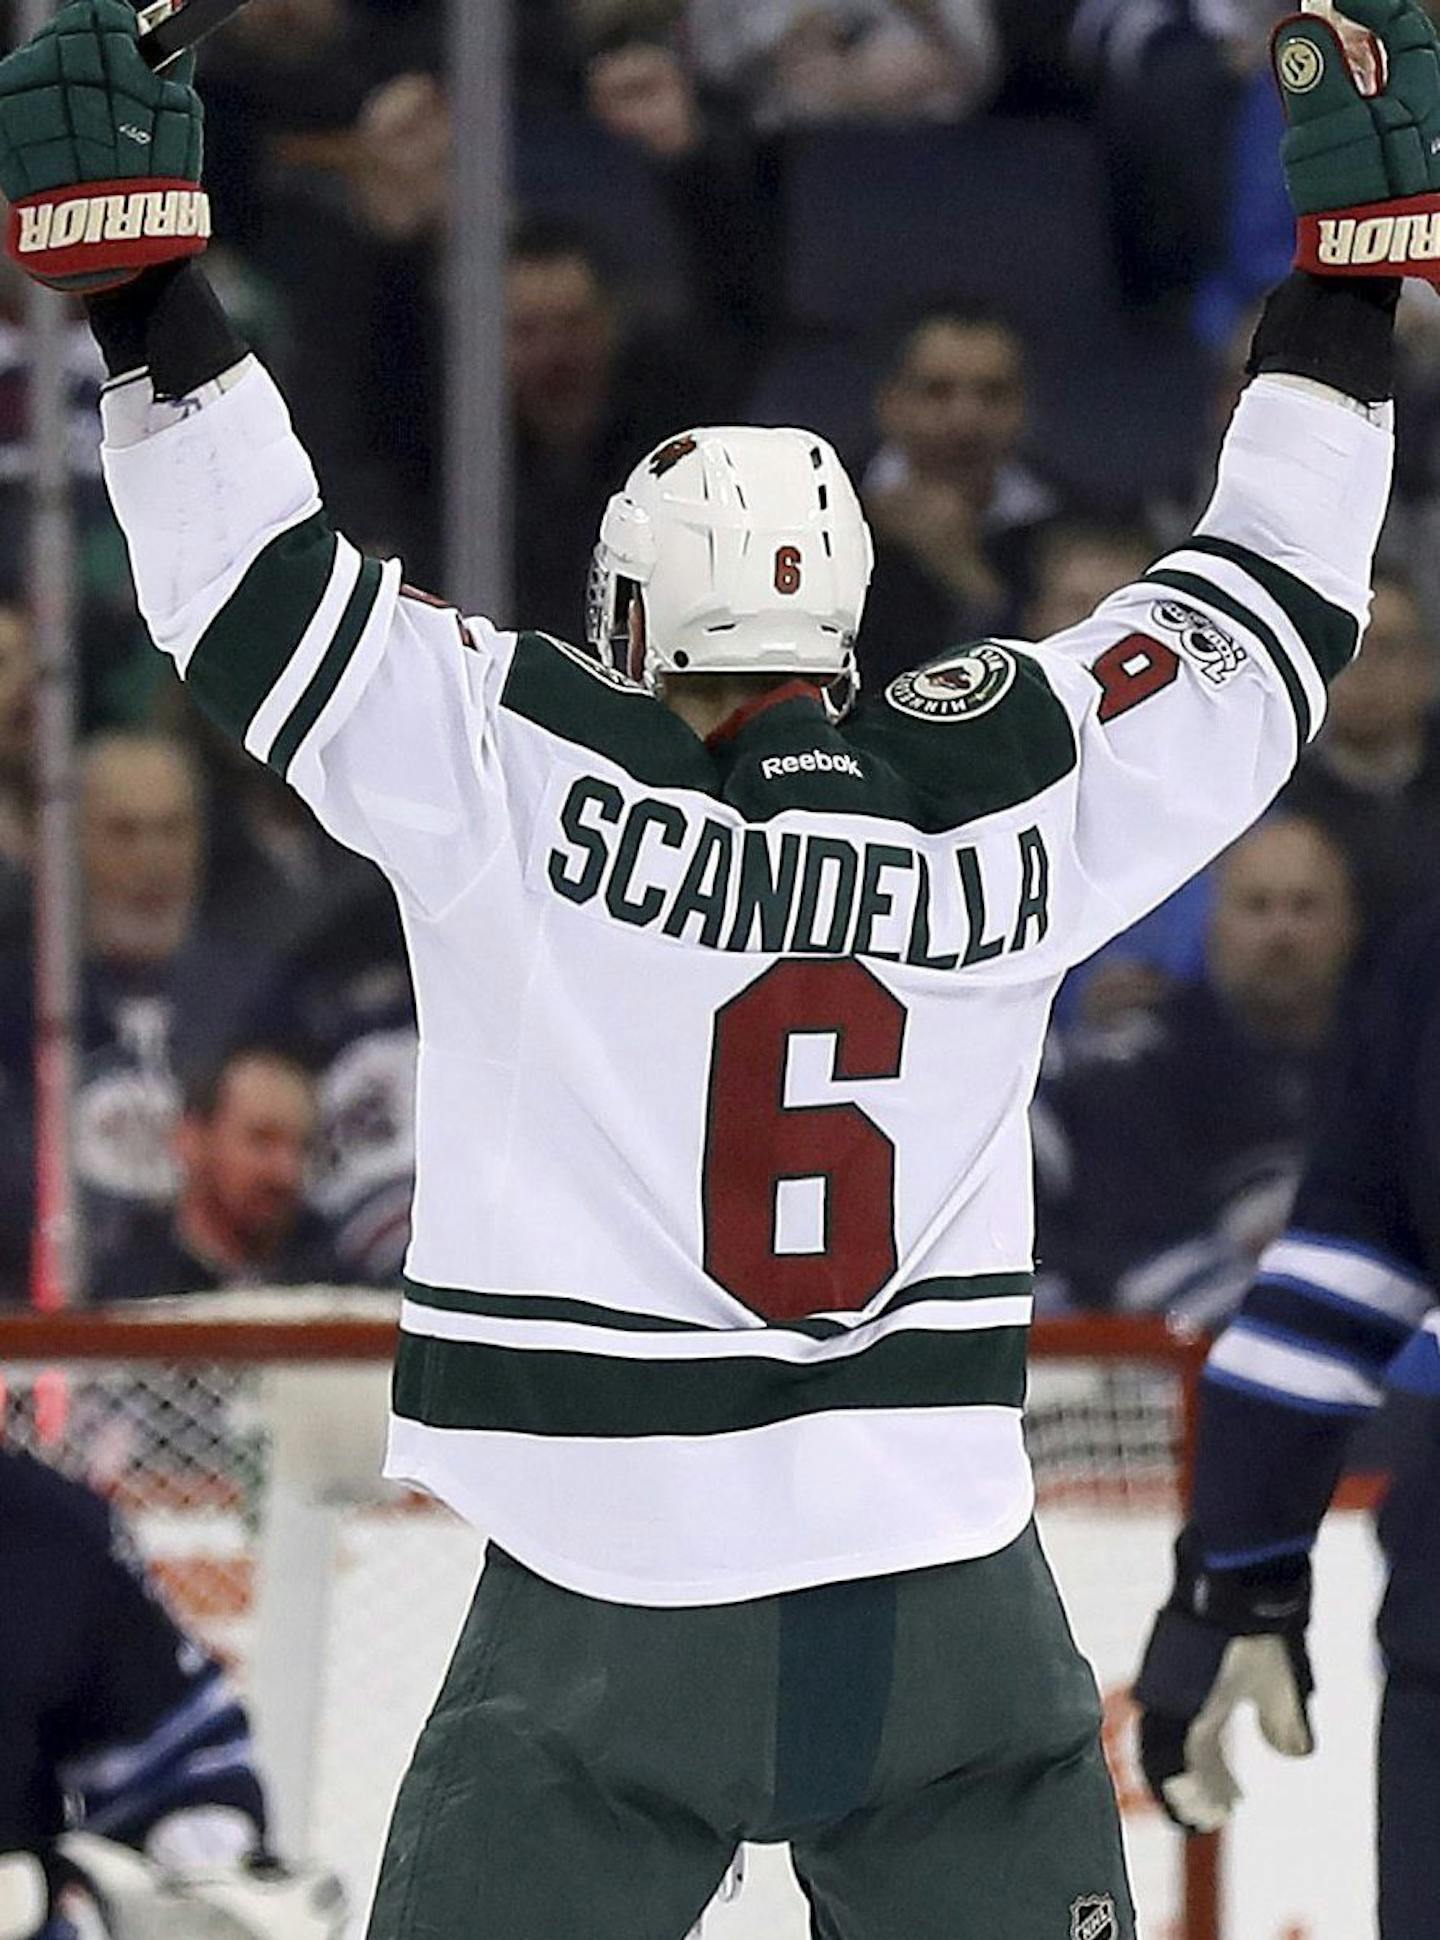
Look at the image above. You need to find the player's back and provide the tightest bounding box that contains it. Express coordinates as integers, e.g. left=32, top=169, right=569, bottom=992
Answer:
left=386, top=627, right=1098, bottom=1601
left=100, top=348, right=1390, bottom=1606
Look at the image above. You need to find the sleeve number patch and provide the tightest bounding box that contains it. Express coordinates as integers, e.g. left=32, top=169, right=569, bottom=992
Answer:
left=1091, top=633, right=1180, bottom=723
left=774, top=546, right=803, bottom=596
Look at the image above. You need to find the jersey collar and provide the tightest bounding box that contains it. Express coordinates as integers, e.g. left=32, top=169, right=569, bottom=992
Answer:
left=704, top=681, right=826, bottom=749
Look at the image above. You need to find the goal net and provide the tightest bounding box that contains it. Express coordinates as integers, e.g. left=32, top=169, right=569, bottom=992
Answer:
left=0, top=1299, right=1213, bottom=1939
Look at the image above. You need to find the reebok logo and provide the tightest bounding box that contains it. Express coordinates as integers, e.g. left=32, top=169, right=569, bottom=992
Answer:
left=761, top=749, right=863, bottom=781
left=15, top=187, right=211, bottom=257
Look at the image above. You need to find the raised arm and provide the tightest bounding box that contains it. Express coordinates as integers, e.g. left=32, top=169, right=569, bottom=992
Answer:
left=0, top=3, right=510, bottom=919
left=1023, top=272, right=1394, bottom=966
left=92, top=292, right=511, bottom=917
left=1025, top=0, right=1440, bottom=964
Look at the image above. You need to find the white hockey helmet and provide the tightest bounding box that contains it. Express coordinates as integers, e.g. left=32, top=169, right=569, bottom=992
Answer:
left=587, top=426, right=874, bottom=717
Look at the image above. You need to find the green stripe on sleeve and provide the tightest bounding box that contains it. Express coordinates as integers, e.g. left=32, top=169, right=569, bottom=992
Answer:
left=391, top=1321, right=1029, bottom=1439
left=1146, top=566, right=1313, bottom=744
left=1184, top=535, right=1360, bottom=684
left=185, top=514, right=337, bottom=742
left=269, top=555, right=385, bottom=778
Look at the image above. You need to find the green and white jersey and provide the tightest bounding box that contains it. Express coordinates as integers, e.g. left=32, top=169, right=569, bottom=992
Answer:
left=102, top=360, right=1391, bottom=1606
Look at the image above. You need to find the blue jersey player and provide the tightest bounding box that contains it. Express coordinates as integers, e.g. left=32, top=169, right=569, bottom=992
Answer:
left=1135, top=891, right=1440, bottom=1937
left=0, top=1447, right=342, bottom=1940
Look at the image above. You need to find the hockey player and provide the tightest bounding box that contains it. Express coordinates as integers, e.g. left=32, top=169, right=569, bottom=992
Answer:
left=1134, top=889, right=1440, bottom=1938
left=0, top=2, right=1429, bottom=1934
left=0, top=1446, right=343, bottom=1940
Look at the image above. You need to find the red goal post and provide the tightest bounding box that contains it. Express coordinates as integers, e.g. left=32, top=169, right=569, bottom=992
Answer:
left=0, top=1300, right=1217, bottom=1939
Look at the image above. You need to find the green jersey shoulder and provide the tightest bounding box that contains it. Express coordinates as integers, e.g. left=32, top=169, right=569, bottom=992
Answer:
left=500, top=631, right=1077, bottom=837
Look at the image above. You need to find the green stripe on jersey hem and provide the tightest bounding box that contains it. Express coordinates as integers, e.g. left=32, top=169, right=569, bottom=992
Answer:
left=269, top=555, right=385, bottom=778
left=1145, top=566, right=1312, bottom=744
left=404, top=1278, right=709, bottom=1334
left=402, top=1270, right=1035, bottom=1341
left=1184, top=535, right=1359, bottom=684
left=391, top=1321, right=1029, bottom=1438
left=186, top=514, right=337, bottom=742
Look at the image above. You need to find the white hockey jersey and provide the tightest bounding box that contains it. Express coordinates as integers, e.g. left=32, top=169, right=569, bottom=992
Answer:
left=102, top=360, right=1391, bottom=1605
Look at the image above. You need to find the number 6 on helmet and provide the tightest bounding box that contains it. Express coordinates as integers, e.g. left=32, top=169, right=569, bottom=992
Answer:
left=588, top=426, right=874, bottom=717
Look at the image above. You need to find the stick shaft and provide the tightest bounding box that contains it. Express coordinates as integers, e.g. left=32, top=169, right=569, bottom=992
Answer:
left=136, top=0, right=251, bottom=70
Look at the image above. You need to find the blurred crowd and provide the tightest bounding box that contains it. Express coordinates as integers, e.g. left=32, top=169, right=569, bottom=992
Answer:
left=0, top=0, right=1438, bottom=1321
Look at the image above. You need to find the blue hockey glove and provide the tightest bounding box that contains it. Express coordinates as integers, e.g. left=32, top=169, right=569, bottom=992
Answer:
left=1134, top=1528, right=1315, bottom=1833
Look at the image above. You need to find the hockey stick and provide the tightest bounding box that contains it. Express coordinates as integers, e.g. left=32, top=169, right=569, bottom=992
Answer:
left=135, top=0, right=253, bottom=70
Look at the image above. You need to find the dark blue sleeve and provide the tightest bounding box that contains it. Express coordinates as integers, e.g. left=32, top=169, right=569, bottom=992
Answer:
left=1192, top=902, right=1440, bottom=1568
left=54, top=1493, right=268, bottom=1849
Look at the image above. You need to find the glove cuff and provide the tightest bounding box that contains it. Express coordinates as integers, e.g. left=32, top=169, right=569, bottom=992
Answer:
left=1247, top=269, right=1399, bottom=404
left=1168, top=1525, right=1312, bottom=1636
left=7, top=179, right=210, bottom=295
left=1295, top=192, right=1440, bottom=280
left=88, top=261, right=248, bottom=398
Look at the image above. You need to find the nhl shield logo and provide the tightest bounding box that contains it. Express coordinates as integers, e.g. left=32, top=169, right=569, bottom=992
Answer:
left=885, top=644, right=1017, bottom=723
left=1070, top=1894, right=1118, bottom=1940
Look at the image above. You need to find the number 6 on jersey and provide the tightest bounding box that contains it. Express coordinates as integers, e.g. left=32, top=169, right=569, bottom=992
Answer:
left=701, top=958, right=907, bottom=1322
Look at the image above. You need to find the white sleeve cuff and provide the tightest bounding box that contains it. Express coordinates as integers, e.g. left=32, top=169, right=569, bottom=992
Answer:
left=101, top=354, right=258, bottom=451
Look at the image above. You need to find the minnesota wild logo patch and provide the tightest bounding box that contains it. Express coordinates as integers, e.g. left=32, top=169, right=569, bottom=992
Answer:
left=885, top=644, right=1017, bottom=723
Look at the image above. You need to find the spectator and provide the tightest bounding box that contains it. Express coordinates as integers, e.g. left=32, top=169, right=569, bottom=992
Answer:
left=993, top=0, right=1244, bottom=314
left=199, top=0, right=376, bottom=252
left=93, top=1046, right=343, bottom=1302
left=349, top=69, right=451, bottom=245
left=0, top=261, right=139, bottom=720
left=175, top=703, right=375, bottom=949
left=518, top=0, right=585, bottom=110
left=0, top=733, right=277, bottom=1264
left=508, top=214, right=726, bottom=642
left=1036, top=814, right=1358, bottom=1326
left=202, top=15, right=453, bottom=583
left=859, top=303, right=1059, bottom=688
left=587, top=34, right=704, bottom=159
left=349, top=0, right=443, bottom=85
left=681, top=0, right=1000, bottom=129
left=1022, top=516, right=1153, bottom=641
left=1283, top=570, right=1440, bottom=944
left=0, top=600, right=33, bottom=934
left=584, top=35, right=783, bottom=373
left=246, top=879, right=418, bottom=1287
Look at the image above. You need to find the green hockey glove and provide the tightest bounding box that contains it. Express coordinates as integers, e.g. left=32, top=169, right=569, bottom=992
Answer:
left=1274, top=0, right=1440, bottom=279
left=0, top=0, right=206, bottom=294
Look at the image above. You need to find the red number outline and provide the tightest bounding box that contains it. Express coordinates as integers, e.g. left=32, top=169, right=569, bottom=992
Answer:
left=702, top=959, right=907, bottom=1321
left=1091, top=633, right=1181, bottom=723
left=774, top=545, right=803, bottom=596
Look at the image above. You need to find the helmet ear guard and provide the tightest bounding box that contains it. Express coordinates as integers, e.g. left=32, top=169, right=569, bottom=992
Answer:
left=587, top=489, right=659, bottom=685
left=585, top=556, right=643, bottom=681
